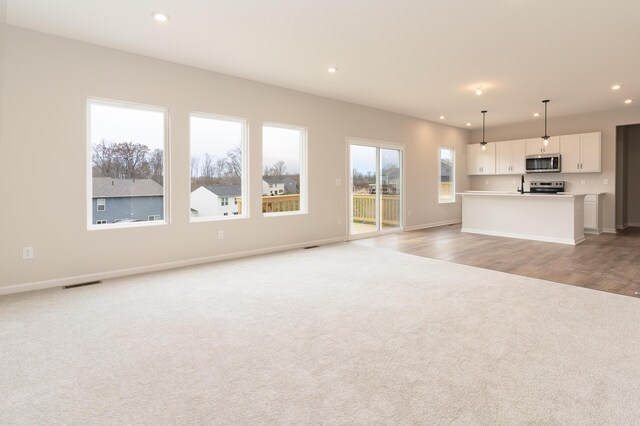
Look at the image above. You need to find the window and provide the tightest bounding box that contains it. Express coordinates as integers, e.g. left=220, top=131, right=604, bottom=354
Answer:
left=438, top=147, right=455, bottom=203
left=262, top=123, right=307, bottom=215
left=190, top=113, right=247, bottom=221
left=88, top=99, right=167, bottom=228
left=96, top=220, right=107, bottom=225
left=148, top=215, right=161, bottom=221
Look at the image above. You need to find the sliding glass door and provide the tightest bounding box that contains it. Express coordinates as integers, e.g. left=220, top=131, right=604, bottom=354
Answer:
left=349, top=141, right=403, bottom=237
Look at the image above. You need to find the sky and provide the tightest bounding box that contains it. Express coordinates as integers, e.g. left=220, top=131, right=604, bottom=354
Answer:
left=90, top=103, right=301, bottom=174
left=351, top=145, right=400, bottom=175
left=90, top=103, right=165, bottom=149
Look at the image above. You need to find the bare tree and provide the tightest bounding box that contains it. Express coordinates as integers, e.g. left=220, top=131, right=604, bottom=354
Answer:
left=92, top=140, right=116, bottom=177
left=266, top=160, right=287, bottom=177
left=112, top=141, right=150, bottom=179
left=227, top=145, right=242, bottom=178
left=201, top=153, right=215, bottom=180
left=149, top=149, right=164, bottom=185
left=191, top=154, right=200, bottom=179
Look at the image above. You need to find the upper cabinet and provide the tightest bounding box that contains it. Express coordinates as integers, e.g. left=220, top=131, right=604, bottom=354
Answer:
left=496, top=139, right=526, bottom=175
left=525, top=136, right=559, bottom=155
left=467, top=143, right=496, bottom=175
left=467, top=132, right=601, bottom=176
left=560, top=132, right=601, bottom=173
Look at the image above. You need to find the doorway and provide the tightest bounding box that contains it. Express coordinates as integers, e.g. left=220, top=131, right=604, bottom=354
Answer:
left=348, top=139, right=403, bottom=238
left=616, top=123, right=640, bottom=230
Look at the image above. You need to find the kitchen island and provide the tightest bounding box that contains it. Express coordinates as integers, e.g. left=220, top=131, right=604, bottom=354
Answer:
left=458, top=192, right=586, bottom=245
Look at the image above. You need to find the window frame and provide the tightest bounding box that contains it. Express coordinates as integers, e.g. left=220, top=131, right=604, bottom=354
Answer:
left=86, top=98, right=170, bottom=230
left=189, top=112, right=249, bottom=223
left=438, top=146, right=456, bottom=204
left=262, top=122, right=308, bottom=217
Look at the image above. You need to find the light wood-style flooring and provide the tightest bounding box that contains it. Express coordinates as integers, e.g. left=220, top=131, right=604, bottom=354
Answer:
left=352, top=224, right=640, bottom=297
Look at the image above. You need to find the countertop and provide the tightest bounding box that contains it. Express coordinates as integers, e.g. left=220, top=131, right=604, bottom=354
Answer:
left=458, top=191, right=586, bottom=199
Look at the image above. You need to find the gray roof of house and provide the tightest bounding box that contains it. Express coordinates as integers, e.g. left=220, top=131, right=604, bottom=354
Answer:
left=263, top=176, right=298, bottom=185
left=203, top=184, right=241, bottom=197
left=93, top=177, right=163, bottom=198
left=263, top=176, right=285, bottom=185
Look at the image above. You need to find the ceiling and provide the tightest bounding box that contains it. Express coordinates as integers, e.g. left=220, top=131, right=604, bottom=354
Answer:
left=6, top=0, right=640, bottom=129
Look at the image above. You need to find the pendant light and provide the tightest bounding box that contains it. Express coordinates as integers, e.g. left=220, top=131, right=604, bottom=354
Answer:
left=541, top=99, right=550, bottom=146
left=480, top=110, right=488, bottom=152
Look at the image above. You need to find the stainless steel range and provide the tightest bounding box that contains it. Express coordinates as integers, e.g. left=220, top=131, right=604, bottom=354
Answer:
left=529, top=181, right=564, bottom=194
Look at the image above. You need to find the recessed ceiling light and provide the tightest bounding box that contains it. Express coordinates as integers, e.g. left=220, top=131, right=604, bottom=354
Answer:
left=327, top=67, right=338, bottom=73
left=612, top=84, right=621, bottom=90
left=533, top=112, right=540, bottom=117
left=440, top=115, right=445, bottom=120
left=625, top=99, right=633, bottom=104
left=152, top=11, right=170, bottom=22
left=475, top=87, right=483, bottom=96
left=466, top=122, right=471, bottom=126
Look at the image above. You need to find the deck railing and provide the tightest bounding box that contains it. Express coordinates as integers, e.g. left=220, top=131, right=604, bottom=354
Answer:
left=235, top=193, right=402, bottom=225
left=352, top=194, right=400, bottom=225
left=439, top=182, right=453, bottom=202
left=235, top=194, right=301, bottom=215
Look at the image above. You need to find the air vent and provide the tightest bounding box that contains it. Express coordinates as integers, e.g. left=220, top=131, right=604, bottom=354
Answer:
left=63, top=280, right=102, bottom=289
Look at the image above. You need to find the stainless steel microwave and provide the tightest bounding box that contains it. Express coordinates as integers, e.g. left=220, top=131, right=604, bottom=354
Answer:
left=526, top=154, right=561, bottom=173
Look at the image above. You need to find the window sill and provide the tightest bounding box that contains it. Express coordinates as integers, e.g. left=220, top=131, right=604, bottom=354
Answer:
left=190, top=215, right=248, bottom=223
left=263, top=210, right=307, bottom=218
left=88, top=220, right=167, bottom=231
left=438, top=200, right=457, bottom=205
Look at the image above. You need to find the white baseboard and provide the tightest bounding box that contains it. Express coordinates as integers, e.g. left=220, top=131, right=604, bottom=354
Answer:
left=405, top=219, right=462, bottom=232
left=461, top=227, right=584, bottom=245
left=604, top=228, right=618, bottom=233
left=0, top=236, right=347, bottom=297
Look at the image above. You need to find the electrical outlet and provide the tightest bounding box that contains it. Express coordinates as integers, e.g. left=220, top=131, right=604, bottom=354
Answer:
left=337, top=217, right=341, bottom=225
left=407, top=210, right=412, bottom=217
left=335, top=178, right=341, bottom=186
left=581, top=179, right=586, bottom=185
left=485, top=180, right=489, bottom=185
left=218, top=231, right=224, bottom=240
left=23, top=247, right=34, bottom=260
left=604, top=178, right=609, bottom=185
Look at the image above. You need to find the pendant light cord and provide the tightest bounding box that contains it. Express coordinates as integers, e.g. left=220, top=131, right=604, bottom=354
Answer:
left=542, top=99, right=550, bottom=139
left=481, top=110, right=487, bottom=144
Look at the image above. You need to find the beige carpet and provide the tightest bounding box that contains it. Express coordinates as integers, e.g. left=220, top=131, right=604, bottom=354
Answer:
left=1, top=243, right=640, bottom=424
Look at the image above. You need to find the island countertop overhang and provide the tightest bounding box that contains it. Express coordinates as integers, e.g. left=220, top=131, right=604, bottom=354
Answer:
left=458, top=191, right=586, bottom=199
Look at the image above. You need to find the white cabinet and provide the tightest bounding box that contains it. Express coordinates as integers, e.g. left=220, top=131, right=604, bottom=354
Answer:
left=467, top=143, right=496, bottom=175
left=584, top=193, right=603, bottom=233
left=526, top=136, right=559, bottom=155
left=496, top=139, right=525, bottom=174
left=579, top=132, right=601, bottom=172
left=560, top=132, right=601, bottom=173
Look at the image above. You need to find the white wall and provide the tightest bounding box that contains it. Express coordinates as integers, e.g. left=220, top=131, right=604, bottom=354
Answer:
left=470, top=108, right=640, bottom=232
left=0, top=26, right=470, bottom=291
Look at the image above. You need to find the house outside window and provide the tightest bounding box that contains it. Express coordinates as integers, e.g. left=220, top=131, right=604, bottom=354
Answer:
left=439, top=147, right=455, bottom=203
left=88, top=99, right=167, bottom=229
left=189, top=113, right=248, bottom=221
left=262, top=123, right=308, bottom=215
